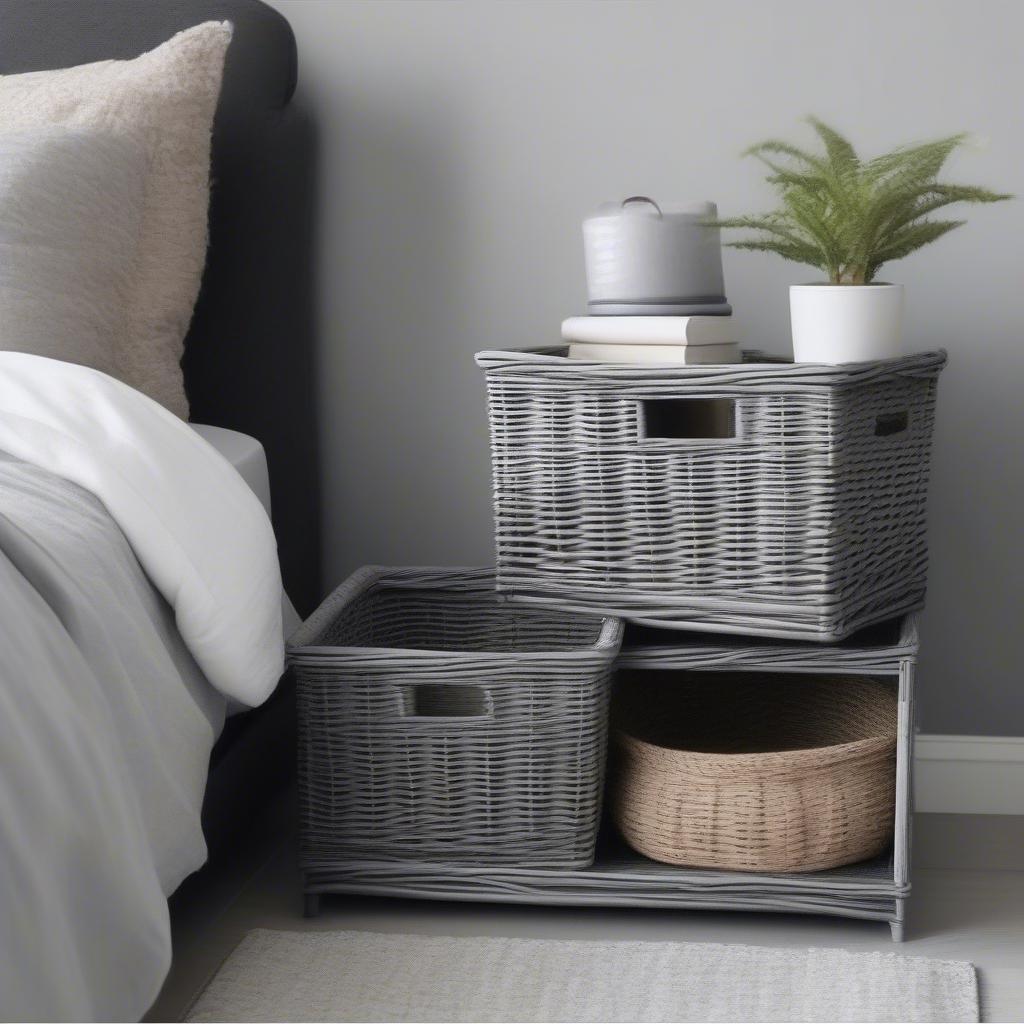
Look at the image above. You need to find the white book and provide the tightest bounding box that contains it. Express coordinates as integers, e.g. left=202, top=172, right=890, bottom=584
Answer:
left=568, top=341, right=741, bottom=365
left=562, top=315, right=736, bottom=347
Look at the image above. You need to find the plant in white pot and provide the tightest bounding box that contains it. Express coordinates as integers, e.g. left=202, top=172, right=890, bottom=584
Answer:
left=715, top=118, right=1011, bottom=363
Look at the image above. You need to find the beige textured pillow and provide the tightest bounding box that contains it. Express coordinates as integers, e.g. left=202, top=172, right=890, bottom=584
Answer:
left=0, top=128, right=146, bottom=380
left=0, top=22, right=232, bottom=418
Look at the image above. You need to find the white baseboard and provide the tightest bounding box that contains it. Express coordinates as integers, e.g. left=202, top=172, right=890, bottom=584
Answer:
left=914, top=734, right=1024, bottom=815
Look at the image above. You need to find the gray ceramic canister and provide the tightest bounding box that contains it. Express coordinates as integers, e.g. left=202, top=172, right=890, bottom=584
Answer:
left=583, top=197, right=731, bottom=316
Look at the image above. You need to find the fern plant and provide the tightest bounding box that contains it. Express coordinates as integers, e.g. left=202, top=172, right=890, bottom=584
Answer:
left=715, top=119, right=1011, bottom=284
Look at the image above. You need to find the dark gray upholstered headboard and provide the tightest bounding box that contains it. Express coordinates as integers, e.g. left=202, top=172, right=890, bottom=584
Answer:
left=1, top=0, right=320, bottom=614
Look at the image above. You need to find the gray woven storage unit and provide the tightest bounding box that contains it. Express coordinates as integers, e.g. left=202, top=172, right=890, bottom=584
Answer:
left=308, top=613, right=918, bottom=941
left=289, top=566, right=623, bottom=912
left=476, top=348, right=945, bottom=641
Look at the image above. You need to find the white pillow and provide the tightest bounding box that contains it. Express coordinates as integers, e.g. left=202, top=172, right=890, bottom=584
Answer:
left=0, top=22, right=233, bottom=418
left=0, top=128, right=145, bottom=379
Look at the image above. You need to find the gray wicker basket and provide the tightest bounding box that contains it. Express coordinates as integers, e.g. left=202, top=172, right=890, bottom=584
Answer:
left=476, top=347, right=946, bottom=641
left=289, top=566, right=623, bottom=872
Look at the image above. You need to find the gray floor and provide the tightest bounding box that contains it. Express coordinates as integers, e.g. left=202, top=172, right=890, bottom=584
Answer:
left=148, top=801, right=1024, bottom=1023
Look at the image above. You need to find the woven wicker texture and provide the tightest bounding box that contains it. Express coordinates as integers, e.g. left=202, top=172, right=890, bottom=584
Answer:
left=289, top=567, right=623, bottom=869
left=610, top=671, right=897, bottom=873
left=476, top=348, right=946, bottom=640
left=305, top=846, right=904, bottom=916
left=617, top=615, right=919, bottom=675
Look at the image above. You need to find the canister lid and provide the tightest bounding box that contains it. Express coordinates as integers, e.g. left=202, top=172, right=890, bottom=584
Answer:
left=589, top=197, right=718, bottom=220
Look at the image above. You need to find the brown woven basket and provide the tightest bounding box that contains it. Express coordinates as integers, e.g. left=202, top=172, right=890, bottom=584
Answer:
left=610, top=672, right=897, bottom=873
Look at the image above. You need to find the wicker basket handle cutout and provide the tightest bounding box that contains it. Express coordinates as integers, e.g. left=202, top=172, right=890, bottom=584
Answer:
left=396, top=682, right=494, bottom=722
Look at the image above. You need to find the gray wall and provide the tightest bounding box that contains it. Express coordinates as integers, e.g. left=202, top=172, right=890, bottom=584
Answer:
left=270, top=0, right=1023, bottom=736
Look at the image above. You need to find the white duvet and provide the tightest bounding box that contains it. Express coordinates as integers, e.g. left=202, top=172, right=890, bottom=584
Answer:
left=0, top=352, right=284, bottom=705
left=0, top=353, right=286, bottom=1020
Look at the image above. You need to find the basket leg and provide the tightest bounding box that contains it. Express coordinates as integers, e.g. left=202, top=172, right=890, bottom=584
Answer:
left=303, top=892, right=321, bottom=918
left=890, top=900, right=905, bottom=942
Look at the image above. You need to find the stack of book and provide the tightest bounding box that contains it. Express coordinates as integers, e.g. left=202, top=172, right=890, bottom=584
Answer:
left=562, top=316, right=740, bottom=365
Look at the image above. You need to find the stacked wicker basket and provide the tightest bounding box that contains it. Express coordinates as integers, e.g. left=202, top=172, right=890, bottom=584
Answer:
left=290, top=342, right=944, bottom=942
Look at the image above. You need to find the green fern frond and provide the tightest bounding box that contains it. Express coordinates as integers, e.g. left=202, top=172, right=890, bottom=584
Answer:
left=870, top=219, right=965, bottom=263
left=874, top=184, right=1009, bottom=242
left=863, top=134, right=966, bottom=184
left=714, top=214, right=809, bottom=242
left=743, top=140, right=826, bottom=171
left=711, top=119, right=1011, bottom=284
left=807, top=117, right=859, bottom=177
left=929, top=183, right=1013, bottom=203
left=725, top=239, right=827, bottom=270
left=754, top=156, right=827, bottom=192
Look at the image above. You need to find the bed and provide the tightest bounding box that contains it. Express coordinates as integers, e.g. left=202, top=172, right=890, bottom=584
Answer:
left=0, top=1, right=314, bottom=1018
left=2, top=0, right=316, bottom=852
left=1, top=0, right=319, bottom=609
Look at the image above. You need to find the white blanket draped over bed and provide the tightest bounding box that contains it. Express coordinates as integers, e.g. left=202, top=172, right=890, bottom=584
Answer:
left=0, top=353, right=286, bottom=1020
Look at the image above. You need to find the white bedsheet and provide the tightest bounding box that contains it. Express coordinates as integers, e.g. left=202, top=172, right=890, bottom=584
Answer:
left=0, top=352, right=285, bottom=705
left=190, top=422, right=301, bottom=642
left=0, top=353, right=288, bottom=1019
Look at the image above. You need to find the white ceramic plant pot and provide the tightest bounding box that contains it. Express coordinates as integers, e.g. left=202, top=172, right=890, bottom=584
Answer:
left=790, top=283, right=904, bottom=363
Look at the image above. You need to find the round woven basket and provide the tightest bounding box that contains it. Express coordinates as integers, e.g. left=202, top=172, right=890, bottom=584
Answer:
left=610, top=672, right=897, bottom=873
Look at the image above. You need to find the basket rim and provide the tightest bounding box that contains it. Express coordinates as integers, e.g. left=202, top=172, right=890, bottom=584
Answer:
left=287, top=564, right=624, bottom=663
left=611, top=673, right=898, bottom=775
left=615, top=612, right=920, bottom=668
left=475, top=346, right=947, bottom=384
left=613, top=727, right=896, bottom=776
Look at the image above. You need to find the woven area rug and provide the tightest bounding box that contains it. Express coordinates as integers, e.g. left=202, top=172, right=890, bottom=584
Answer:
left=186, top=929, right=979, bottom=1023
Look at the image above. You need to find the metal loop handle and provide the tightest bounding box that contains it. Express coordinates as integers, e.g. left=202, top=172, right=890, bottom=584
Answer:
left=621, top=195, right=662, bottom=216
